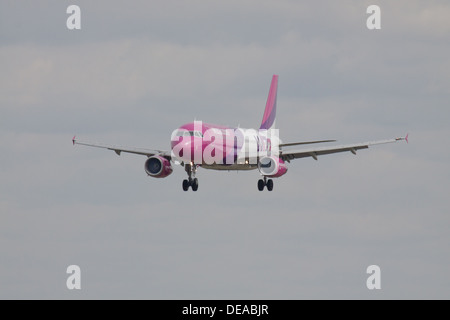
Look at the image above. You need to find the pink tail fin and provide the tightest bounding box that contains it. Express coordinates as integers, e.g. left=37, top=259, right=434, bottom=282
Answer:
left=259, top=75, right=278, bottom=130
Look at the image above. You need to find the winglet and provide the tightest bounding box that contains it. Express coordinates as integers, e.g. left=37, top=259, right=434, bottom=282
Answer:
left=396, top=133, right=409, bottom=143
left=72, top=135, right=76, bottom=145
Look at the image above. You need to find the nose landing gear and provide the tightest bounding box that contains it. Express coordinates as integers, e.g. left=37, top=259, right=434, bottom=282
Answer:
left=182, top=163, right=199, bottom=191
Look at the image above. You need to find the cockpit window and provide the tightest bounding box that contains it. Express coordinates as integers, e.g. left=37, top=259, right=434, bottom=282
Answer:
left=193, top=131, right=203, bottom=137
left=175, top=130, right=203, bottom=137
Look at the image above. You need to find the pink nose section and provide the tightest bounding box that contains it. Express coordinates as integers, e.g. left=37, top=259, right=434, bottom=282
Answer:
left=171, top=137, right=204, bottom=163
left=192, top=137, right=203, bottom=162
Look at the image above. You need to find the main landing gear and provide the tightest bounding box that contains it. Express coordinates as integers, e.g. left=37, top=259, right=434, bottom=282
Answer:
left=182, top=163, right=198, bottom=191
left=258, top=176, right=273, bottom=191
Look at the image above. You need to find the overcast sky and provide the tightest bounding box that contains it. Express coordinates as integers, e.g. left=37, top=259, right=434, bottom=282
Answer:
left=1, top=0, right=449, bottom=299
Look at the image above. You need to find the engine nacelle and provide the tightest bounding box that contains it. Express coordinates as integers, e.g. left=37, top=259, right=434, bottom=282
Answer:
left=258, top=156, right=288, bottom=178
left=144, top=156, right=173, bottom=178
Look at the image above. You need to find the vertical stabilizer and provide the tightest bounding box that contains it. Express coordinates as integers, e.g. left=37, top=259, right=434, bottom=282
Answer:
left=259, top=75, right=278, bottom=130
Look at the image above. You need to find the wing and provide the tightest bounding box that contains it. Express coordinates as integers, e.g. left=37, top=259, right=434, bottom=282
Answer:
left=72, top=136, right=171, bottom=159
left=279, top=139, right=336, bottom=147
left=280, top=135, right=407, bottom=162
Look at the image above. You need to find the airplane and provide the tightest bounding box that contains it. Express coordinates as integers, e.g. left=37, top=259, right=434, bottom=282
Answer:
left=73, top=75, right=408, bottom=192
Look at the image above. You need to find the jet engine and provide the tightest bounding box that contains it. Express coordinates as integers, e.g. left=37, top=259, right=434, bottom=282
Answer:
left=257, top=156, right=288, bottom=178
left=144, top=156, right=173, bottom=178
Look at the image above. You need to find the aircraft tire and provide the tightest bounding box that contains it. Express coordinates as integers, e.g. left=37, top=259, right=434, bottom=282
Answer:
left=267, top=179, right=273, bottom=191
left=182, top=179, right=190, bottom=191
left=257, top=179, right=265, bottom=191
left=192, top=178, right=199, bottom=191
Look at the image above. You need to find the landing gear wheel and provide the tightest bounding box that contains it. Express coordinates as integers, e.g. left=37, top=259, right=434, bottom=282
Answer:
left=266, top=179, right=273, bottom=191
left=257, top=179, right=265, bottom=191
left=182, top=179, right=189, bottom=191
left=192, top=178, right=199, bottom=191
